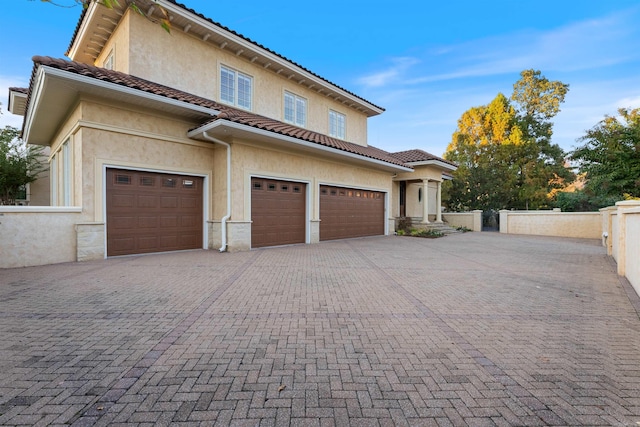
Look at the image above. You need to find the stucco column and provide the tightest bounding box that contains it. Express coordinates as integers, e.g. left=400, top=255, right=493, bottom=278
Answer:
left=435, top=180, right=443, bottom=223
left=421, top=180, right=430, bottom=224
left=615, top=200, right=640, bottom=277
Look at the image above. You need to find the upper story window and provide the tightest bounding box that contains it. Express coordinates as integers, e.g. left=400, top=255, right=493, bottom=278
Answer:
left=329, top=110, right=346, bottom=140
left=220, top=65, right=252, bottom=110
left=103, top=50, right=114, bottom=70
left=284, top=91, right=306, bottom=127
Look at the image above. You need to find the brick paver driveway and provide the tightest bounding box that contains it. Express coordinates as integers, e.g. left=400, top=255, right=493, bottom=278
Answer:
left=1, top=233, right=640, bottom=426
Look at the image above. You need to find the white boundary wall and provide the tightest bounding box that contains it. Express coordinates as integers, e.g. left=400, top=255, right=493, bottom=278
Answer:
left=443, top=210, right=483, bottom=231
left=1, top=207, right=83, bottom=268
left=601, top=201, right=640, bottom=296
left=499, top=209, right=602, bottom=239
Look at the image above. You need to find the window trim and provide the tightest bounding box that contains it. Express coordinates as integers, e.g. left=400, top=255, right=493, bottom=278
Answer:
left=103, top=49, right=114, bottom=70
left=329, top=109, right=346, bottom=140
left=284, top=91, right=307, bottom=127
left=219, top=64, right=253, bottom=110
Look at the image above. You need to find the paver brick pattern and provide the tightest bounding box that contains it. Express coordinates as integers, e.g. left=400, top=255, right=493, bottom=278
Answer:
left=1, top=233, right=640, bottom=426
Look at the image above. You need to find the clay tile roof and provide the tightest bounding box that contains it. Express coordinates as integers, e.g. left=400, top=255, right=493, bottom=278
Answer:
left=66, top=0, right=384, bottom=113
left=201, top=109, right=410, bottom=168
left=27, top=56, right=408, bottom=169
left=390, top=149, right=457, bottom=167
left=31, top=55, right=220, bottom=110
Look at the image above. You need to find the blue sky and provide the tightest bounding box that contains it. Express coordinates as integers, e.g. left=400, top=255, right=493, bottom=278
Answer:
left=2, top=0, right=639, bottom=157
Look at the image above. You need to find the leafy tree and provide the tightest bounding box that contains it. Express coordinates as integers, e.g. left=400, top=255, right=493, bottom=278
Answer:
left=554, top=190, right=619, bottom=212
left=0, top=126, right=47, bottom=205
left=571, top=108, right=640, bottom=200
left=444, top=70, right=574, bottom=211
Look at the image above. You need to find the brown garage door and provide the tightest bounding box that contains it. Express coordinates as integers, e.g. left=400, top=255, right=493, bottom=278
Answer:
left=251, top=178, right=306, bottom=248
left=320, top=185, right=385, bottom=241
left=106, top=169, right=203, bottom=256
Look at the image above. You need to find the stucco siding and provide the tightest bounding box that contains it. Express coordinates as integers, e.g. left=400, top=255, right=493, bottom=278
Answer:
left=125, top=13, right=369, bottom=146
left=229, top=140, right=391, bottom=223
left=77, top=101, right=216, bottom=221
left=0, top=208, right=82, bottom=268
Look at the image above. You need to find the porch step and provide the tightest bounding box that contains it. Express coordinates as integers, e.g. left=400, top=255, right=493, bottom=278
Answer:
left=421, top=222, right=461, bottom=235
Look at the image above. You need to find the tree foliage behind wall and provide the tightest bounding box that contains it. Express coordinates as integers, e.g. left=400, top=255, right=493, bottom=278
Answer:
left=571, top=108, right=640, bottom=200
left=0, top=126, right=47, bottom=205
left=444, top=70, right=574, bottom=212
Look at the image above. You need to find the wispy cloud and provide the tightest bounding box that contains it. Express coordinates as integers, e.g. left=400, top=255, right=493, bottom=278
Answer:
left=356, top=57, right=420, bottom=88
left=360, top=6, right=640, bottom=156
left=361, top=7, right=640, bottom=87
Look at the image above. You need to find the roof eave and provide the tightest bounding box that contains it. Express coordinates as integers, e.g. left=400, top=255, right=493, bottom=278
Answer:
left=188, top=120, right=412, bottom=173
left=406, top=160, right=458, bottom=171
left=23, top=65, right=219, bottom=145
left=8, top=89, right=28, bottom=116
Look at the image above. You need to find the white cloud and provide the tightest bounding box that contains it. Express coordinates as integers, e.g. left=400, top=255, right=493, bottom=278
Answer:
left=365, top=7, right=640, bottom=88
left=356, top=57, right=420, bottom=88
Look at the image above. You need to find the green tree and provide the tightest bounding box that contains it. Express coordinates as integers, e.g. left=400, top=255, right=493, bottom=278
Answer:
left=444, top=70, right=573, bottom=211
left=0, top=126, right=47, bottom=205
left=571, top=108, right=640, bottom=200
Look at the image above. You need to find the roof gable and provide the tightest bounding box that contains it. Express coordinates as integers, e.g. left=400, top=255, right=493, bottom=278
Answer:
left=391, top=149, right=457, bottom=168
left=66, top=0, right=384, bottom=116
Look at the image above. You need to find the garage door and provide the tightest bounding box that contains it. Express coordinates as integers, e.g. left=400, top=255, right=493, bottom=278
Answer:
left=251, top=178, right=306, bottom=248
left=106, top=169, right=203, bottom=256
left=319, top=185, right=385, bottom=241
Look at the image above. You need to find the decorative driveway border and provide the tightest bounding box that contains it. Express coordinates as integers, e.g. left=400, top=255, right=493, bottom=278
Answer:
left=1, top=233, right=639, bottom=426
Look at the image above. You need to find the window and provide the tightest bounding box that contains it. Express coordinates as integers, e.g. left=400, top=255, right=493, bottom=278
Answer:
left=62, top=141, right=71, bottom=205
left=50, top=140, right=72, bottom=205
left=115, top=174, right=132, bottom=185
left=220, top=65, right=252, bottom=109
left=50, top=154, right=58, bottom=206
left=284, top=91, right=306, bottom=127
left=163, top=178, right=177, bottom=188
left=104, top=50, right=114, bottom=70
left=140, top=176, right=155, bottom=186
left=329, top=110, right=346, bottom=139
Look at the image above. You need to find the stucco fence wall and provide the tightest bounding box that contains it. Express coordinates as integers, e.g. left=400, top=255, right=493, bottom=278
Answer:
left=442, top=210, right=483, bottom=232
left=0, top=207, right=105, bottom=269
left=601, top=201, right=640, bottom=296
left=499, top=209, right=602, bottom=239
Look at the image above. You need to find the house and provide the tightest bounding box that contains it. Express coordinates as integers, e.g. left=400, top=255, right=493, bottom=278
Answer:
left=4, top=0, right=456, bottom=266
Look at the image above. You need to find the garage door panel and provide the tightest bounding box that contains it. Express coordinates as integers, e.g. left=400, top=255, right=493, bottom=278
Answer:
left=112, top=216, right=136, bottom=229
left=138, top=236, right=161, bottom=250
left=161, top=196, right=178, bottom=208
left=251, top=178, right=306, bottom=248
left=181, top=197, right=198, bottom=209
left=160, top=216, right=178, bottom=228
left=180, top=215, right=199, bottom=227
left=107, top=169, right=203, bottom=256
left=320, top=185, right=384, bottom=241
left=137, top=216, right=158, bottom=228
left=137, top=195, right=158, bottom=208
left=112, top=194, right=135, bottom=208
left=109, top=237, right=135, bottom=252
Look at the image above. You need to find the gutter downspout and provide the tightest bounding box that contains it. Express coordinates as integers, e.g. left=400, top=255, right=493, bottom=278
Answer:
left=202, top=131, right=231, bottom=252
